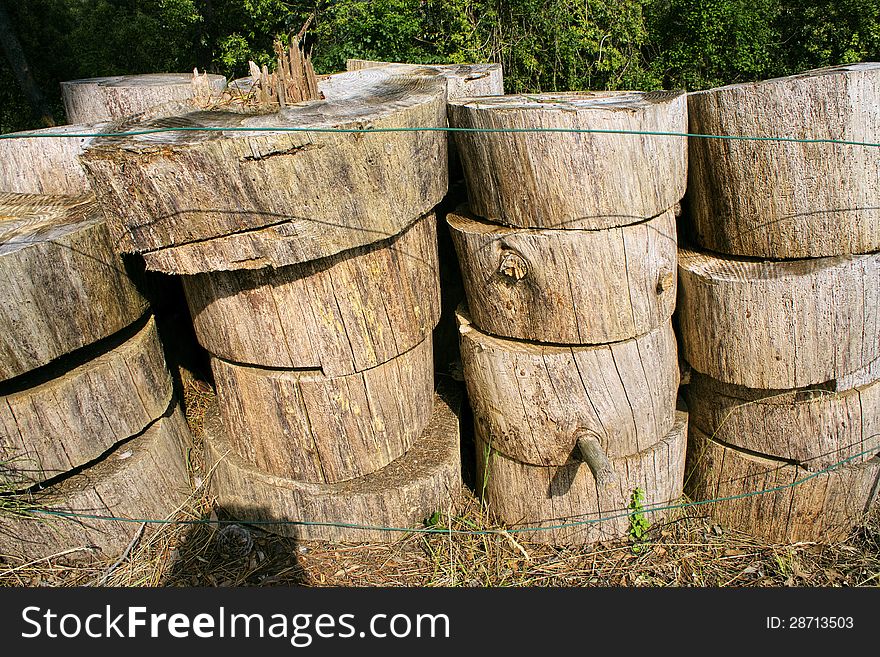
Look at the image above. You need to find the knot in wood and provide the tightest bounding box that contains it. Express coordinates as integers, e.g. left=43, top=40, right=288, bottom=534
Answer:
left=498, top=250, right=528, bottom=281
left=656, top=267, right=675, bottom=294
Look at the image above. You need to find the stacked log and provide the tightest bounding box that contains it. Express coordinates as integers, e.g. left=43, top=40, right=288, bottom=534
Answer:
left=448, top=91, right=689, bottom=543
left=680, top=63, right=880, bottom=543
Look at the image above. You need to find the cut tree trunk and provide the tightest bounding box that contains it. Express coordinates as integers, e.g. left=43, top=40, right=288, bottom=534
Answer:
left=345, top=60, right=504, bottom=98
left=61, top=73, right=226, bottom=124
left=677, top=247, right=880, bottom=389
left=211, top=338, right=434, bottom=483
left=686, top=426, right=880, bottom=544
left=448, top=91, right=687, bottom=230
left=686, top=63, right=880, bottom=258
left=684, top=371, right=880, bottom=469
left=183, top=213, right=440, bottom=375
left=448, top=205, right=677, bottom=343
left=0, top=402, right=192, bottom=562
left=457, top=307, right=679, bottom=466
left=476, top=410, right=688, bottom=545
left=80, top=67, right=448, bottom=265
left=0, top=193, right=147, bottom=381
left=0, top=316, right=172, bottom=486
left=203, top=385, right=462, bottom=542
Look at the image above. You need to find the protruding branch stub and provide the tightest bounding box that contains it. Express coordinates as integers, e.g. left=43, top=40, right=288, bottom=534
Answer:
left=574, top=431, right=617, bottom=487
left=498, top=249, right=528, bottom=281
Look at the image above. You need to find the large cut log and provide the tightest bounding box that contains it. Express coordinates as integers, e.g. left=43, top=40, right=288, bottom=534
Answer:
left=0, top=403, right=192, bottom=562
left=476, top=410, right=687, bottom=545
left=457, top=308, right=679, bottom=465
left=685, top=371, right=880, bottom=469
left=0, top=316, right=172, bottom=486
left=62, top=73, right=227, bottom=124
left=80, top=66, right=448, bottom=269
left=686, top=63, right=880, bottom=258
left=448, top=91, right=687, bottom=230
left=448, top=205, right=677, bottom=343
left=346, top=60, right=504, bottom=98
left=678, top=247, right=880, bottom=389
left=212, top=338, right=434, bottom=483
left=686, top=426, right=880, bottom=544
left=183, top=213, right=440, bottom=375
left=0, top=122, right=109, bottom=194
left=0, top=193, right=147, bottom=382
left=203, top=385, right=462, bottom=542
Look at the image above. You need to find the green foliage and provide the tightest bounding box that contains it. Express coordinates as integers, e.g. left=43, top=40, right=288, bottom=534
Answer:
left=628, top=486, right=650, bottom=549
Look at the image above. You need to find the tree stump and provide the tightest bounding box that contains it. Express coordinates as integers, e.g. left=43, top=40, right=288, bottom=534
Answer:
left=203, top=385, right=462, bottom=542
left=212, top=338, right=434, bottom=483
left=448, top=205, right=677, bottom=343
left=458, top=307, right=679, bottom=465
left=476, top=410, right=687, bottom=545
left=447, top=91, right=687, bottom=230
left=686, top=426, right=880, bottom=544
left=345, top=60, right=504, bottom=98
left=61, top=73, right=227, bottom=124
left=183, top=213, right=440, bottom=375
left=0, top=193, right=147, bottom=381
left=0, top=316, right=172, bottom=486
left=686, top=63, right=880, bottom=258
left=677, top=247, right=880, bottom=389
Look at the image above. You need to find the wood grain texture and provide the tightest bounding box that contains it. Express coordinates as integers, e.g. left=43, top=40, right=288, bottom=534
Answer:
left=80, top=67, right=448, bottom=260
left=448, top=205, right=677, bottom=343
left=0, top=193, right=148, bottom=381
left=685, top=371, right=880, bottom=469
left=345, top=60, right=504, bottom=98
left=62, top=73, right=226, bottom=123
left=677, top=247, right=880, bottom=389
left=212, top=338, right=434, bottom=483
left=448, top=91, right=687, bottom=229
left=476, top=410, right=687, bottom=545
left=203, top=385, right=462, bottom=542
left=457, top=307, right=679, bottom=465
left=686, top=63, right=880, bottom=258
left=0, top=403, right=192, bottom=562
left=0, top=316, right=173, bottom=486
left=183, top=213, right=440, bottom=375
left=686, top=426, right=880, bottom=544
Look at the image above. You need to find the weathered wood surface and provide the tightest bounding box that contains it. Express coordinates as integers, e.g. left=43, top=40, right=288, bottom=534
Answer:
left=687, top=63, right=880, bottom=258
left=212, top=338, right=434, bottom=483
left=62, top=73, right=227, bottom=124
left=448, top=206, right=677, bottom=343
left=458, top=308, right=679, bottom=465
left=80, top=67, right=448, bottom=267
left=0, top=403, right=192, bottom=562
left=0, top=316, right=172, bottom=486
left=0, top=122, right=110, bottom=194
left=448, top=91, right=687, bottom=230
left=204, top=385, right=462, bottom=542
left=346, top=60, right=504, bottom=98
left=678, top=247, right=880, bottom=389
left=476, top=410, right=687, bottom=545
left=686, top=426, right=880, bottom=544
left=184, top=213, right=440, bottom=374
left=835, top=356, right=880, bottom=392
left=685, top=371, right=880, bottom=469
left=0, top=193, right=148, bottom=382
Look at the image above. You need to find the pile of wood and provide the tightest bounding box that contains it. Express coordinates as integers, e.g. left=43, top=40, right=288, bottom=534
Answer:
left=447, top=91, right=689, bottom=543
left=679, top=63, right=880, bottom=543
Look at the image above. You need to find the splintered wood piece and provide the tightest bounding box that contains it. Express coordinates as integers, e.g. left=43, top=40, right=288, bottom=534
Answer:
left=61, top=73, right=227, bottom=124
left=211, top=338, right=434, bottom=483
left=457, top=308, right=679, bottom=465
left=0, top=193, right=148, bottom=381
left=0, top=403, right=192, bottom=562
left=183, top=213, right=440, bottom=375
left=678, top=247, right=880, bottom=389
left=448, top=91, right=687, bottom=230
left=448, top=205, right=677, bottom=343
left=80, top=67, right=448, bottom=267
left=345, top=60, right=504, bottom=98
left=203, top=386, right=462, bottom=542
left=686, top=63, right=880, bottom=258
left=476, top=410, right=688, bottom=545
left=686, top=426, right=880, bottom=544
left=685, top=371, right=880, bottom=469
left=0, top=316, right=173, bottom=486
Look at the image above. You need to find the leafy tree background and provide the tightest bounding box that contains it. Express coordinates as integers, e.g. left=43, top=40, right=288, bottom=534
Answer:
left=1, top=0, right=878, bottom=132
